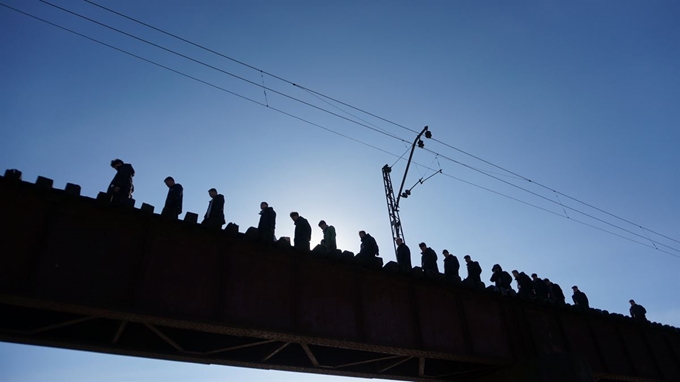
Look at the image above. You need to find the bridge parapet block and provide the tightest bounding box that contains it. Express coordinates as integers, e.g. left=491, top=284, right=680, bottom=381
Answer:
left=64, top=183, right=81, bottom=196
left=4, top=169, right=22, bottom=181
left=224, top=222, right=239, bottom=236
left=140, top=203, right=155, bottom=214
left=183, top=212, right=198, bottom=224
left=96, top=192, right=109, bottom=202
left=35, top=176, right=53, bottom=189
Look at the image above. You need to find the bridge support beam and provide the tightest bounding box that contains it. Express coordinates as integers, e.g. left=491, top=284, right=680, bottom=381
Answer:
left=477, top=353, right=594, bottom=382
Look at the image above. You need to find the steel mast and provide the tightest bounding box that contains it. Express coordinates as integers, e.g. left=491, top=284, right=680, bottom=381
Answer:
left=382, top=126, right=432, bottom=255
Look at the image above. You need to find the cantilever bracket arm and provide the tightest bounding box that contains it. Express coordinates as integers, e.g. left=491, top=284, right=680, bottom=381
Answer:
left=395, top=126, right=430, bottom=208
left=404, top=169, right=442, bottom=196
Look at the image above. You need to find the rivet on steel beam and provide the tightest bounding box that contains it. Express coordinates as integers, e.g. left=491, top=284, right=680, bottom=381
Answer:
left=35, top=176, right=54, bottom=189
left=64, top=183, right=81, bottom=196
left=184, top=212, right=198, bottom=224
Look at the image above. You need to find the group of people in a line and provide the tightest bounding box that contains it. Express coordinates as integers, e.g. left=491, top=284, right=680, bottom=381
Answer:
left=106, top=159, right=338, bottom=251
left=398, top=241, right=648, bottom=322
left=108, top=161, right=228, bottom=227
left=107, top=159, right=649, bottom=323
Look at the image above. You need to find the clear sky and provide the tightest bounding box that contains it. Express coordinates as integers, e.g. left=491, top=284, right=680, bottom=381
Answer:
left=1, top=0, right=679, bottom=381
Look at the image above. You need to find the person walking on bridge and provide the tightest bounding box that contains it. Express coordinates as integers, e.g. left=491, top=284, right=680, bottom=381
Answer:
left=629, top=300, right=648, bottom=322
left=258, top=202, right=276, bottom=242
left=318, top=220, right=337, bottom=251
left=357, top=231, right=379, bottom=259
left=202, top=188, right=225, bottom=229
left=490, top=264, right=512, bottom=294
left=395, top=237, right=412, bottom=273
left=532, top=273, right=549, bottom=301
left=512, top=270, right=533, bottom=299
left=290, top=212, right=312, bottom=251
left=545, top=278, right=565, bottom=305
left=572, top=286, right=590, bottom=310
left=419, top=243, right=439, bottom=273
left=463, top=255, right=482, bottom=288
left=161, top=176, right=183, bottom=220
left=443, top=250, right=460, bottom=282
left=107, top=159, right=134, bottom=205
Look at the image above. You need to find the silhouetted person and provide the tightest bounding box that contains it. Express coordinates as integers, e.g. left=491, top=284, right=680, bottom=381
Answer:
left=490, top=264, right=513, bottom=294
left=290, top=212, right=312, bottom=251
left=107, top=159, right=134, bottom=204
left=512, top=270, right=533, bottom=299
left=531, top=273, right=549, bottom=301
left=544, top=278, right=565, bottom=305
left=395, top=238, right=412, bottom=272
left=318, top=220, right=337, bottom=251
left=572, top=286, right=589, bottom=309
left=463, top=255, right=482, bottom=288
left=442, top=250, right=460, bottom=282
left=202, top=188, right=225, bottom=229
left=629, top=300, right=647, bottom=322
left=161, top=176, right=183, bottom=220
left=419, top=242, right=439, bottom=273
left=258, top=202, right=276, bottom=241
left=357, top=231, right=379, bottom=259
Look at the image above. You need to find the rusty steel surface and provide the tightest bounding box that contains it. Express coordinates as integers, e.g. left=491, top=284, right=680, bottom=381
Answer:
left=0, top=173, right=679, bottom=381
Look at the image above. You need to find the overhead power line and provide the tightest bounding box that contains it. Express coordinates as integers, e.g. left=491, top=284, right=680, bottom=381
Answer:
left=82, top=0, right=421, bottom=137
left=38, top=0, right=408, bottom=145
left=2, top=1, right=678, bottom=260
left=425, top=148, right=680, bottom=255
left=0, top=2, right=396, bottom=158
left=81, top=0, right=680, bottom=248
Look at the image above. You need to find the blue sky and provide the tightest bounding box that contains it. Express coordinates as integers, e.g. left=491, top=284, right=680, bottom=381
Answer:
left=1, top=0, right=679, bottom=381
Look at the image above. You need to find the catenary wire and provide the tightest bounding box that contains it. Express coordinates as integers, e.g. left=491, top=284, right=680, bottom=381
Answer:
left=426, top=148, right=680, bottom=254
left=38, top=0, right=409, bottom=145
left=81, top=0, right=421, bottom=134
left=81, top=0, right=680, bottom=246
left=2, top=2, right=678, bottom=260
left=0, top=3, right=397, bottom=160
left=300, top=87, right=395, bottom=136
left=437, top=171, right=680, bottom=259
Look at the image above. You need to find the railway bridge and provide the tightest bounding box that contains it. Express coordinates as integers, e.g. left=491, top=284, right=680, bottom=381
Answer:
left=0, top=170, right=679, bottom=381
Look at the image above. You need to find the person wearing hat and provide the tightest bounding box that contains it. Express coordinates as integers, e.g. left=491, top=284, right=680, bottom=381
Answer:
left=571, top=285, right=589, bottom=309
left=202, top=188, right=225, bottom=229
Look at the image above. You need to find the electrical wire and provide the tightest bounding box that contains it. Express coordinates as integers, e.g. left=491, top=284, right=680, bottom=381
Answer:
left=2, top=1, right=678, bottom=260
left=0, top=2, right=397, bottom=160
left=38, top=0, right=409, bottom=145
left=82, top=0, right=422, bottom=136
left=82, top=0, right=680, bottom=247
left=426, top=148, right=680, bottom=254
